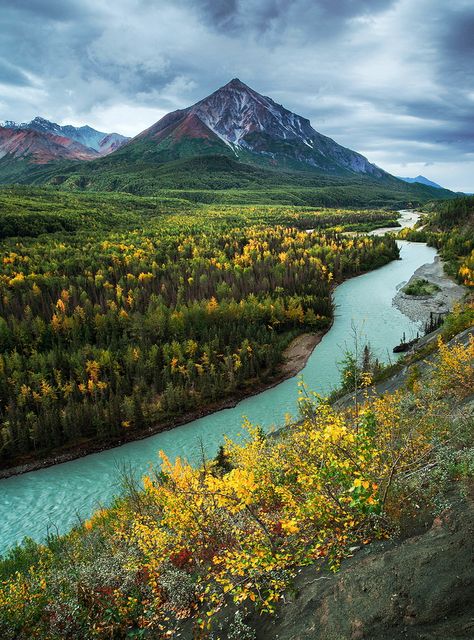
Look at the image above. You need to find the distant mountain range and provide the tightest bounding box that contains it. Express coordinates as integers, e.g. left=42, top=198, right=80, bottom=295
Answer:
left=0, top=117, right=129, bottom=163
left=398, top=175, right=444, bottom=189
left=0, top=79, right=457, bottom=205
left=0, top=127, right=98, bottom=163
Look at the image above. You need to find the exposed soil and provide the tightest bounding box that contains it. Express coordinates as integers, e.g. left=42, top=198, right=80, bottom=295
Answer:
left=279, top=332, right=322, bottom=376
left=252, top=484, right=474, bottom=640
left=0, top=331, right=322, bottom=480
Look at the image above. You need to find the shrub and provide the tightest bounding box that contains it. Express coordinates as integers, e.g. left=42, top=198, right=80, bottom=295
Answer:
left=403, top=278, right=440, bottom=296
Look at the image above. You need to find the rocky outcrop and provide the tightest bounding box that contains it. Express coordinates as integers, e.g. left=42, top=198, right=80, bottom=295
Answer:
left=253, top=489, right=474, bottom=639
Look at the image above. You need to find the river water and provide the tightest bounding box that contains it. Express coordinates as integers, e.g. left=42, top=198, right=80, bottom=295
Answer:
left=0, top=214, right=436, bottom=554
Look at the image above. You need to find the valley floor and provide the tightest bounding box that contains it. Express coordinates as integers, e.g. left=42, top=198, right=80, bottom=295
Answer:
left=2, top=250, right=461, bottom=481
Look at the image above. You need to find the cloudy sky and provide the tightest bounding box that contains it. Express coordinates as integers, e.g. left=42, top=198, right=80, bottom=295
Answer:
left=1, top=0, right=473, bottom=190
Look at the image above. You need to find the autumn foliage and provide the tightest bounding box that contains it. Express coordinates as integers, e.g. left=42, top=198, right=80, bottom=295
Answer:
left=0, top=191, right=399, bottom=463
left=1, top=331, right=472, bottom=639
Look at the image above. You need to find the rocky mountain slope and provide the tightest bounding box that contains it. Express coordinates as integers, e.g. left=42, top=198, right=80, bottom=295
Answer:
left=0, top=127, right=99, bottom=163
left=125, top=78, right=387, bottom=176
left=1, top=117, right=129, bottom=155
left=0, top=81, right=457, bottom=204
left=0, top=118, right=130, bottom=181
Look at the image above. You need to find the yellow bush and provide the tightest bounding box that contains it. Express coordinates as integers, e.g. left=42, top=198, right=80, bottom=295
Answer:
left=435, top=334, right=474, bottom=398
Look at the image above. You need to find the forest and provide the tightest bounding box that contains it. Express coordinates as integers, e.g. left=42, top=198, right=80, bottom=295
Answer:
left=0, top=188, right=399, bottom=465
left=399, top=195, right=474, bottom=286
left=1, top=152, right=455, bottom=209
left=0, top=303, right=472, bottom=639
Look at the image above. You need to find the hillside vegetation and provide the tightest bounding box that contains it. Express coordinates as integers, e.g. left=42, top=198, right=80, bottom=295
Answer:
left=399, top=195, right=474, bottom=287
left=0, top=305, right=472, bottom=639
left=0, top=76, right=457, bottom=209
left=0, top=153, right=455, bottom=209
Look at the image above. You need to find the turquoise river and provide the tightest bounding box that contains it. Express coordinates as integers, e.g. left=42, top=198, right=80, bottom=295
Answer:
left=0, top=217, right=437, bottom=554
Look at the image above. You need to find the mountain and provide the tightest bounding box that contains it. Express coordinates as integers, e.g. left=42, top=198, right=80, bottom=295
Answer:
left=0, top=127, right=99, bottom=163
left=1, top=117, right=129, bottom=155
left=97, top=132, right=130, bottom=155
left=122, top=78, right=387, bottom=176
left=398, top=175, right=444, bottom=189
left=0, top=80, right=457, bottom=206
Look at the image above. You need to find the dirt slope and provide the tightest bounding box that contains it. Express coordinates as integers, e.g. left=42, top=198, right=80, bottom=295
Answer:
left=254, top=487, right=474, bottom=640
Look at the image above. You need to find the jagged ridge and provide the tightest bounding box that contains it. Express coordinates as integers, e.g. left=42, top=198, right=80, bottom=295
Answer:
left=133, top=78, right=386, bottom=176
left=1, top=117, right=129, bottom=156
left=0, top=127, right=99, bottom=163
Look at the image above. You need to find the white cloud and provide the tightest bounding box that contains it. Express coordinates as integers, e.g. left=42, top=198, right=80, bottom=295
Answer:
left=64, top=103, right=168, bottom=137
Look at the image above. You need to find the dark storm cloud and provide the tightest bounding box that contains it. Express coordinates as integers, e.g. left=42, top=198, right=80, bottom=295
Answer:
left=445, top=12, right=474, bottom=57
left=0, top=0, right=103, bottom=78
left=3, top=0, right=94, bottom=21
left=436, top=6, right=474, bottom=89
left=194, top=0, right=395, bottom=36
left=0, top=0, right=472, bottom=189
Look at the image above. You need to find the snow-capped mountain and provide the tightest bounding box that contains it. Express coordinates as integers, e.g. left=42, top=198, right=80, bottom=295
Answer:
left=134, top=78, right=385, bottom=176
left=0, top=127, right=99, bottom=163
left=1, top=117, right=129, bottom=156
left=1, top=79, right=451, bottom=198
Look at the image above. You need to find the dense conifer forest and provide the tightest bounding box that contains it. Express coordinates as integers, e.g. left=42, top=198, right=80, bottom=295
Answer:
left=0, top=188, right=399, bottom=464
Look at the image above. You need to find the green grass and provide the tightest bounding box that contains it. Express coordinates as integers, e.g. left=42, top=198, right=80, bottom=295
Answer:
left=403, top=278, right=441, bottom=296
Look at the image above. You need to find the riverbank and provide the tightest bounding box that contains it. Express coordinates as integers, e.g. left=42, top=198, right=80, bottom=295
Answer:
left=0, top=330, right=323, bottom=480
left=393, top=255, right=466, bottom=325
left=0, top=214, right=409, bottom=481
left=0, top=239, right=437, bottom=553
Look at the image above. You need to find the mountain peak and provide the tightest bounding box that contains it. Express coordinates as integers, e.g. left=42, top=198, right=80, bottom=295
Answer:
left=190, top=81, right=312, bottom=151
left=0, top=116, right=129, bottom=158
left=133, top=79, right=386, bottom=176
left=31, top=116, right=52, bottom=125
left=398, top=175, right=443, bottom=189
left=223, top=78, right=249, bottom=90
